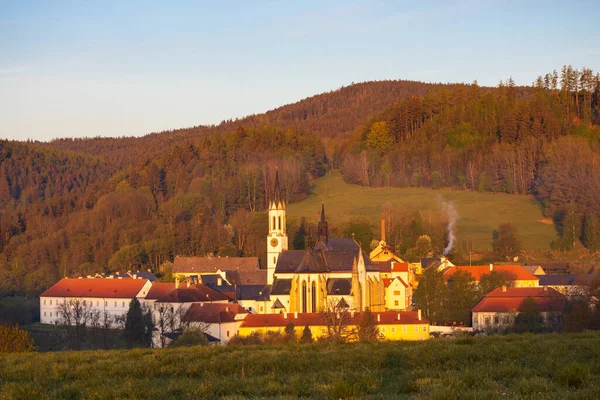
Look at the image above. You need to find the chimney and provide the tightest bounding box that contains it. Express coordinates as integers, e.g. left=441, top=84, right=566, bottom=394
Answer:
left=284, top=312, right=288, bottom=319
left=489, top=264, right=493, bottom=271
left=133, top=274, right=137, bottom=279
left=381, top=219, right=386, bottom=242
left=226, top=306, right=230, bottom=312
left=217, top=277, right=222, bottom=286
left=418, top=309, right=422, bottom=321
left=175, top=277, right=180, bottom=289
left=294, top=311, right=298, bottom=319
left=351, top=310, right=355, bottom=318
left=502, top=285, right=507, bottom=292
left=543, top=286, right=548, bottom=291
left=397, top=313, right=401, bottom=321
left=377, top=314, right=381, bottom=322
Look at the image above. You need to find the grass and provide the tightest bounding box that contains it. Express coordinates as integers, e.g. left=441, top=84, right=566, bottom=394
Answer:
left=288, top=170, right=557, bottom=252
left=1, top=332, right=599, bottom=399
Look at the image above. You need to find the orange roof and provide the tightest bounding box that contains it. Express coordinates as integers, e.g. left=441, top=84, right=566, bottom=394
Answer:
left=40, top=278, right=149, bottom=299
left=472, top=287, right=565, bottom=313
left=240, top=311, right=428, bottom=328
left=391, top=262, right=409, bottom=272
left=183, top=303, right=247, bottom=323
left=383, top=277, right=408, bottom=288
left=444, top=265, right=538, bottom=282
left=145, top=282, right=176, bottom=300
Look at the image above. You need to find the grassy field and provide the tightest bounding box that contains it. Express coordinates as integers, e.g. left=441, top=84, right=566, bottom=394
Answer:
left=288, top=171, right=557, bottom=252
left=1, top=333, right=599, bottom=399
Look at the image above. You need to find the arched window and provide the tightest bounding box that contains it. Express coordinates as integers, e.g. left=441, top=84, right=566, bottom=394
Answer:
left=272, top=216, right=276, bottom=230
left=311, top=281, right=317, bottom=312
left=273, top=256, right=276, bottom=265
left=302, top=281, right=307, bottom=313
left=278, top=216, right=282, bottom=231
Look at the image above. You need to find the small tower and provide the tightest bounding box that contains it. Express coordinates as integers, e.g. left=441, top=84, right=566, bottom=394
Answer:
left=267, top=168, right=288, bottom=285
left=318, top=201, right=328, bottom=244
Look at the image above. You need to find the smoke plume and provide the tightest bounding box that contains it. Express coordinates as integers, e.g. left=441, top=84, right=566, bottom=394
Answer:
left=441, top=200, right=458, bottom=256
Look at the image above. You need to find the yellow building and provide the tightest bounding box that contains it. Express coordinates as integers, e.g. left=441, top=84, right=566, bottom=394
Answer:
left=238, top=310, right=430, bottom=341
left=369, top=220, right=405, bottom=263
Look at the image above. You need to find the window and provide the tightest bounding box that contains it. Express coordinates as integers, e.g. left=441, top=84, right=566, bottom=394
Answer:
left=105, top=301, right=108, bottom=307
left=122, top=302, right=125, bottom=308
left=44, top=300, right=46, bottom=305
left=50, top=300, right=52, bottom=305
left=278, top=216, right=281, bottom=230
left=227, top=331, right=230, bottom=337
left=50, top=312, right=53, bottom=317
left=391, top=327, right=396, bottom=333
left=393, top=291, right=401, bottom=296
left=272, top=216, right=275, bottom=230
left=321, top=328, right=326, bottom=334
left=414, top=326, right=418, bottom=332
left=260, top=306, right=264, bottom=312
left=394, top=300, right=399, bottom=306
left=422, top=326, right=426, bottom=332
left=273, top=256, right=276, bottom=265
left=44, top=312, right=46, bottom=317
left=484, top=316, right=491, bottom=326
left=493, top=316, right=499, bottom=324
left=402, top=326, right=407, bottom=333
left=503, top=316, right=509, bottom=324
left=96, top=301, right=99, bottom=306
left=381, top=327, right=386, bottom=333
left=250, top=330, right=255, bottom=334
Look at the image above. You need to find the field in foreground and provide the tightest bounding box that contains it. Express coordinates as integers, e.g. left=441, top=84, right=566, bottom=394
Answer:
left=288, top=171, right=557, bottom=252
left=1, top=333, right=599, bottom=399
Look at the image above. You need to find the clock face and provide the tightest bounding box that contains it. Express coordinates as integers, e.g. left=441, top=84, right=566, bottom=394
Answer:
left=270, top=238, right=279, bottom=247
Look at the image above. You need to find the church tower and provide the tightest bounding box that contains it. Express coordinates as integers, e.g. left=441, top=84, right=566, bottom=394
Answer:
left=267, top=168, right=288, bottom=285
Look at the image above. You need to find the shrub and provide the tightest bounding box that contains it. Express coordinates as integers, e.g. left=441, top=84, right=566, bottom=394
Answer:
left=169, top=328, right=208, bottom=348
left=0, top=324, right=37, bottom=353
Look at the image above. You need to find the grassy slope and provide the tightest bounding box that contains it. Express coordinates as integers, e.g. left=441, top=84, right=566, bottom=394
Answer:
left=287, top=171, right=557, bottom=252
left=1, top=333, right=599, bottom=399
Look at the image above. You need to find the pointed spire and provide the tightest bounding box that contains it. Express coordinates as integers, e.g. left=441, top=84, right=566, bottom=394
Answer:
left=321, top=200, right=326, bottom=222
left=273, top=167, right=282, bottom=205
left=318, top=202, right=328, bottom=244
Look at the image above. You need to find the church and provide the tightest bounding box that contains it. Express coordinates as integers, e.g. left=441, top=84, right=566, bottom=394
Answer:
left=266, top=169, right=385, bottom=314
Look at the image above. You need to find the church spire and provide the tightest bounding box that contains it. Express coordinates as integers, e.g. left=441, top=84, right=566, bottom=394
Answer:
left=272, top=167, right=282, bottom=205
left=318, top=201, right=328, bottom=244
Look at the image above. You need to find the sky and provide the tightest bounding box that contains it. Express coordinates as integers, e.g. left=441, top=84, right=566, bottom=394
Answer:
left=1, top=0, right=599, bottom=142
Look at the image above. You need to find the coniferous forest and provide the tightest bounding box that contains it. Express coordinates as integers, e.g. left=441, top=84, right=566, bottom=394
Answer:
left=1, top=66, right=600, bottom=298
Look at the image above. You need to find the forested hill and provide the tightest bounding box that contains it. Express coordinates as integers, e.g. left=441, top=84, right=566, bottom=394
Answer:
left=43, top=80, right=454, bottom=169
left=1, top=66, right=600, bottom=297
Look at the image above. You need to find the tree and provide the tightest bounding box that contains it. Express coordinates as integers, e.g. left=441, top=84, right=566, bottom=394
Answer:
left=513, top=297, right=546, bottom=333
left=300, top=324, right=313, bottom=343
left=230, top=208, right=253, bottom=255
left=57, top=298, right=93, bottom=350
left=582, top=212, right=600, bottom=252
left=284, top=321, right=296, bottom=343
left=366, top=121, right=394, bottom=155
left=169, top=328, right=208, bottom=347
left=357, top=309, right=380, bottom=342
left=124, top=298, right=152, bottom=348
left=414, top=235, right=433, bottom=258
left=0, top=324, right=37, bottom=353
left=413, top=267, right=447, bottom=324
left=479, top=271, right=516, bottom=296
left=492, top=223, right=521, bottom=258
left=445, top=270, right=479, bottom=325
left=321, top=298, right=353, bottom=343
left=108, top=244, right=147, bottom=272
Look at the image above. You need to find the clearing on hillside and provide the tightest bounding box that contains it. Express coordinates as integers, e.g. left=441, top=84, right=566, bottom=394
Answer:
left=287, top=170, right=557, bottom=251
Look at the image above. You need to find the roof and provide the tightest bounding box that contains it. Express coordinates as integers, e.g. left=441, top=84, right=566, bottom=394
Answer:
left=383, top=277, right=408, bottom=288
left=534, top=263, right=569, bottom=272
left=235, top=285, right=271, bottom=301
left=199, top=274, right=235, bottom=293
left=472, top=287, right=566, bottom=313
left=444, top=265, right=538, bottom=282
left=226, top=270, right=267, bottom=285
left=522, top=265, right=544, bottom=275
left=421, top=258, right=440, bottom=269
left=326, top=278, right=352, bottom=295
left=275, top=238, right=378, bottom=274
left=271, top=279, right=292, bottom=295
left=183, top=303, right=247, bottom=324
left=173, top=256, right=260, bottom=274
left=537, top=274, right=600, bottom=287
left=392, top=262, right=409, bottom=272
left=41, top=278, right=149, bottom=299
left=375, top=261, right=392, bottom=273
left=271, top=298, right=286, bottom=309
left=240, top=311, right=428, bottom=328
left=145, top=282, right=176, bottom=300
left=155, top=284, right=230, bottom=303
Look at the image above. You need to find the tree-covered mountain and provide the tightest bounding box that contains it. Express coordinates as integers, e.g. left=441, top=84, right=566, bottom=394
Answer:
left=1, top=67, right=599, bottom=297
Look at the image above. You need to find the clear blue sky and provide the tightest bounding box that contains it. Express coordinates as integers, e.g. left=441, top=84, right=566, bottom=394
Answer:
left=1, top=0, right=599, bottom=142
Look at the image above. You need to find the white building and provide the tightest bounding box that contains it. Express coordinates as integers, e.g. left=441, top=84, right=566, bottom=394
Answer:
left=40, top=277, right=152, bottom=326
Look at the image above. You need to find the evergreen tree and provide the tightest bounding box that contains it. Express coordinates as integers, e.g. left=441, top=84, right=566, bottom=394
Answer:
left=300, top=324, right=313, bottom=343
left=357, top=309, right=380, bottom=342
left=124, top=298, right=146, bottom=348
left=582, top=212, right=600, bottom=251
left=492, top=223, right=521, bottom=257
left=365, top=121, right=394, bottom=155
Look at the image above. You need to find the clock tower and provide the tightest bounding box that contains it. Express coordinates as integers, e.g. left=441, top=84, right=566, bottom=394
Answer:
left=267, top=168, right=288, bottom=285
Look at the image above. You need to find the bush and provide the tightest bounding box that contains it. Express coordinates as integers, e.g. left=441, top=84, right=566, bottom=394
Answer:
left=169, top=328, right=208, bottom=348
left=0, top=324, right=37, bottom=353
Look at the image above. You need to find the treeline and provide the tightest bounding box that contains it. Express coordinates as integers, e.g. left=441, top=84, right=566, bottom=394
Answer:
left=340, top=66, right=600, bottom=251
left=0, top=126, right=326, bottom=296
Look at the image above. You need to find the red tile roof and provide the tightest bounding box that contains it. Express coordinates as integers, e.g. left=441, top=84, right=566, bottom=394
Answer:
left=392, top=262, right=409, bottom=272
left=472, top=287, right=566, bottom=313
left=154, top=284, right=229, bottom=303
left=183, top=303, right=247, bottom=324
left=240, top=311, right=428, bottom=328
left=40, top=278, right=149, bottom=299
left=145, top=282, right=176, bottom=300
left=383, top=277, right=408, bottom=288
left=444, top=265, right=538, bottom=282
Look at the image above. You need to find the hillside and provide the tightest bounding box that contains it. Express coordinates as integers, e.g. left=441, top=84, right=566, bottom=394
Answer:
left=287, top=170, right=557, bottom=252
left=1, top=333, right=599, bottom=398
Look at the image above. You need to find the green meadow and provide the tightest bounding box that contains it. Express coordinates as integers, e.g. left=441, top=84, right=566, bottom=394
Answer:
left=1, top=333, right=599, bottom=399
left=288, top=171, right=557, bottom=252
